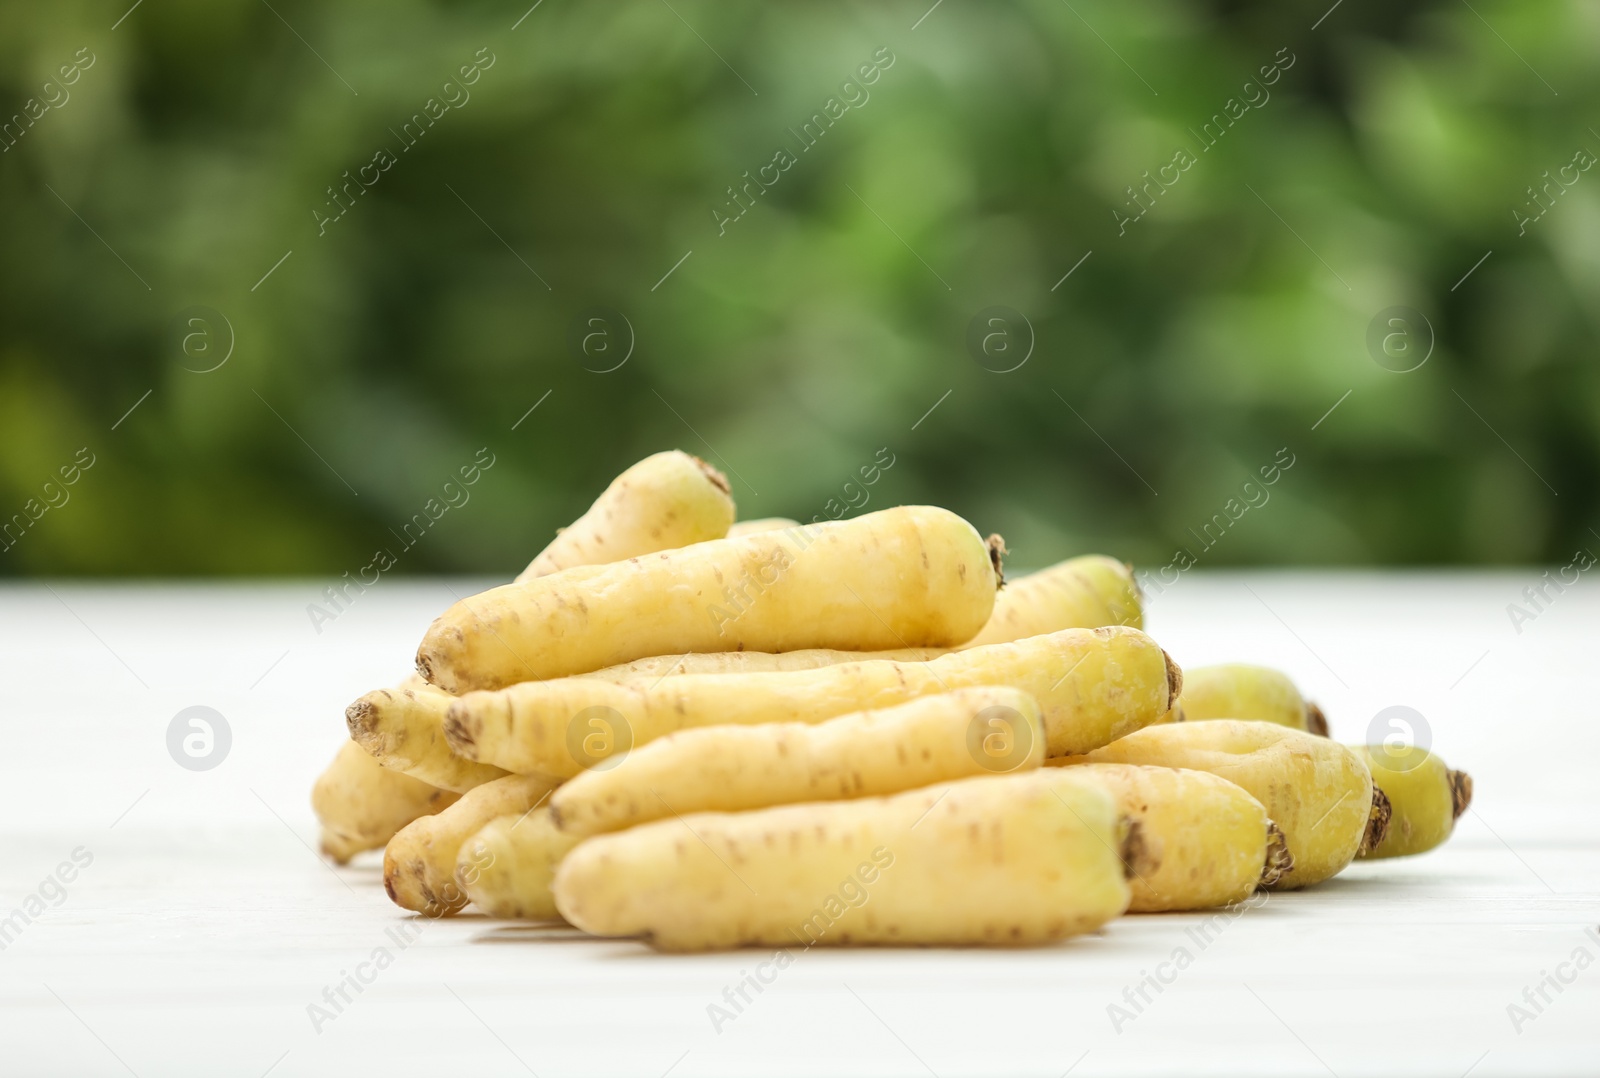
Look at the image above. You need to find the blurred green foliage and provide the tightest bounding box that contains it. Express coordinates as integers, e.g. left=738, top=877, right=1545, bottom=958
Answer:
left=2, top=0, right=1596, bottom=577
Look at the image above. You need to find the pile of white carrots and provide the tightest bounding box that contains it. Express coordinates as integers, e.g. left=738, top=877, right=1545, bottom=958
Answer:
left=313, top=450, right=1471, bottom=951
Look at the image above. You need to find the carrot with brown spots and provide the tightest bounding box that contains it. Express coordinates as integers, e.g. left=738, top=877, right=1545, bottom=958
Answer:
left=1062, top=763, right=1293, bottom=910
left=515, top=450, right=734, bottom=582
left=578, top=554, right=1143, bottom=682
left=313, top=741, right=459, bottom=864
left=549, top=687, right=1044, bottom=837
left=443, top=625, right=1177, bottom=778
left=417, top=506, right=1005, bottom=692
left=1171, top=663, right=1330, bottom=735
left=552, top=770, right=1133, bottom=951
left=1055, top=720, right=1382, bottom=890
left=383, top=773, right=560, bottom=916
left=329, top=452, right=733, bottom=804
left=456, top=809, right=582, bottom=920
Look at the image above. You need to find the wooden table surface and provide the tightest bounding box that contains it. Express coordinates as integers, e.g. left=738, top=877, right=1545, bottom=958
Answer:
left=1, top=573, right=1596, bottom=1077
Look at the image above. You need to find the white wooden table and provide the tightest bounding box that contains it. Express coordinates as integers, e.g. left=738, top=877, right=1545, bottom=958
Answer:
left=2, top=574, right=1596, bottom=1077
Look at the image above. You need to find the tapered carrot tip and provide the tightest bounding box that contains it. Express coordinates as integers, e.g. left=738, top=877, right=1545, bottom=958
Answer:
left=1449, top=770, right=1474, bottom=820
left=1360, top=787, right=1393, bottom=855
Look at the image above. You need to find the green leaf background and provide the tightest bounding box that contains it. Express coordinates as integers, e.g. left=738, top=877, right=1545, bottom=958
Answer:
left=2, top=0, right=1595, bottom=576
